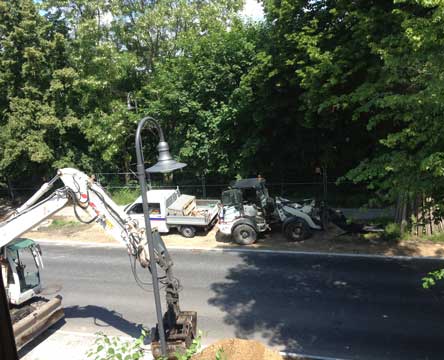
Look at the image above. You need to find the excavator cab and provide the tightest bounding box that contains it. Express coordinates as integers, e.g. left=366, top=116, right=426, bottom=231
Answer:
left=3, top=239, right=63, bottom=350
left=3, top=239, right=43, bottom=305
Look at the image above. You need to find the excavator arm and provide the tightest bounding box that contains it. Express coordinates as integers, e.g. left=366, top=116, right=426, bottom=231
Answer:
left=0, top=168, right=195, bottom=358
left=1, top=168, right=160, bottom=269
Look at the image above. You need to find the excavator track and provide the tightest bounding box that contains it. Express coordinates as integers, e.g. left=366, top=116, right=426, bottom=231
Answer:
left=11, top=295, right=64, bottom=350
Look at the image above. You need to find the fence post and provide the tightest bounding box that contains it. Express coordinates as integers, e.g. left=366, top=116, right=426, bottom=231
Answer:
left=280, top=173, right=285, bottom=196
left=201, top=174, right=206, bottom=198
left=6, top=177, right=15, bottom=202
left=147, top=172, right=152, bottom=190
left=322, top=166, right=328, bottom=206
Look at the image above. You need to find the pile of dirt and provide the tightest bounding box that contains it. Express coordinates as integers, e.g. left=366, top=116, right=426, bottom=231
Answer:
left=191, top=338, right=283, bottom=360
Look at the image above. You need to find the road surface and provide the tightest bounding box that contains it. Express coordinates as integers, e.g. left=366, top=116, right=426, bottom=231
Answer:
left=30, top=243, right=444, bottom=359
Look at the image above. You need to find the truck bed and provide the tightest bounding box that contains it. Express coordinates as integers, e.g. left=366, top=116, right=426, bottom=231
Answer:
left=166, top=199, right=220, bottom=226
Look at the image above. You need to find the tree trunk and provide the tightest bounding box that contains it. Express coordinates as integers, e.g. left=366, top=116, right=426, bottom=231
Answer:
left=396, top=193, right=444, bottom=236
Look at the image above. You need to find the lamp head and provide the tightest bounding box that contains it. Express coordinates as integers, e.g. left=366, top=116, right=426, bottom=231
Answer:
left=146, top=141, right=187, bottom=174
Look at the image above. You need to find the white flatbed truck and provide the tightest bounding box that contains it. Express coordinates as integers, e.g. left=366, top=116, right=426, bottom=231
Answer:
left=124, top=189, right=220, bottom=237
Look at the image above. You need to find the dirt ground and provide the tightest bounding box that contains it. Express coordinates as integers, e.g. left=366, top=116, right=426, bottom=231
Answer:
left=191, top=338, right=283, bottom=360
left=0, top=202, right=13, bottom=221
left=21, top=210, right=444, bottom=258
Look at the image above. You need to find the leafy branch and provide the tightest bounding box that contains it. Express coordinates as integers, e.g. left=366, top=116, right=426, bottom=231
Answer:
left=86, top=329, right=149, bottom=360
left=422, top=269, right=444, bottom=289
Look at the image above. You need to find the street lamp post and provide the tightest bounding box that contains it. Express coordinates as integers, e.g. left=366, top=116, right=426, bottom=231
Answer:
left=135, top=116, right=187, bottom=357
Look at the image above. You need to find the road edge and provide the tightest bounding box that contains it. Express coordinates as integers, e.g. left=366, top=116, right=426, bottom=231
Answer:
left=34, top=238, right=444, bottom=261
left=38, top=329, right=347, bottom=360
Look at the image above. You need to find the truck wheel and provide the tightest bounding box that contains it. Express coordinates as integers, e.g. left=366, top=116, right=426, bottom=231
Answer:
left=233, top=224, right=257, bottom=245
left=284, top=218, right=311, bottom=242
left=180, top=226, right=196, bottom=238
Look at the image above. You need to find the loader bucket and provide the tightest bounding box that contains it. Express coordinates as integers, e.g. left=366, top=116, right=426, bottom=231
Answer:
left=151, top=310, right=197, bottom=359
left=12, top=295, right=64, bottom=350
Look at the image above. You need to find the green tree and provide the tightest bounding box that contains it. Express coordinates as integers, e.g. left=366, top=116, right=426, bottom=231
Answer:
left=342, top=1, right=444, bottom=232
left=233, top=0, right=401, bottom=181
left=42, top=0, right=244, bottom=178
left=142, top=19, right=258, bottom=177
left=0, top=0, right=91, bottom=184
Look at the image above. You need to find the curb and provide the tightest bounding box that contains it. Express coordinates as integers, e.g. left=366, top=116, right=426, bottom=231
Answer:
left=50, top=330, right=345, bottom=360
left=34, top=238, right=444, bottom=261
left=281, top=352, right=347, bottom=360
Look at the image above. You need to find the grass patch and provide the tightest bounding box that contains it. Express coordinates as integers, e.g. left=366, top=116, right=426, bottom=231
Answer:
left=49, top=219, right=80, bottom=228
left=365, top=216, right=394, bottom=227
left=422, top=233, right=444, bottom=243
left=109, top=188, right=140, bottom=205
left=383, top=226, right=444, bottom=243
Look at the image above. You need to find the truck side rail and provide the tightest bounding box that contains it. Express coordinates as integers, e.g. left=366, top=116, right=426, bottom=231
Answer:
left=166, top=200, right=220, bottom=226
left=195, top=199, right=220, bottom=207
left=166, top=215, right=209, bottom=226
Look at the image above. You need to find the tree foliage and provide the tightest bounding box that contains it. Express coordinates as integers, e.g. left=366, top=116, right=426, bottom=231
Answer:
left=1, top=0, right=444, bottom=225
left=343, top=1, right=444, bottom=204
left=0, top=0, right=91, bottom=181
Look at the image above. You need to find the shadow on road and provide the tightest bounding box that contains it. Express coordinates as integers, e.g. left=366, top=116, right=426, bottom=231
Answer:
left=208, top=252, right=444, bottom=359
left=64, top=304, right=145, bottom=337
left=18, top=304, right=146, bottom=358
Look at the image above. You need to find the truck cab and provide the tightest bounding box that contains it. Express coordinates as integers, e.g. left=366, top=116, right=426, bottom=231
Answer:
left=125, top=189, right=179, bottom=233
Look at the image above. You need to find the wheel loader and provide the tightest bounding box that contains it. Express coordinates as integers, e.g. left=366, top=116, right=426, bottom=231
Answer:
left=218, top=177, right=342, bottom=245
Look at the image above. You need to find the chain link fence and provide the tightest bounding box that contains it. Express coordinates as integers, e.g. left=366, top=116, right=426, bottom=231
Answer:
left=1, top=171, right=372, bottom=208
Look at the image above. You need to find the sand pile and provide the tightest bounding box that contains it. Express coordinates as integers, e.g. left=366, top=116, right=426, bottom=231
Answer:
left=191, top=338, right=283, bottom=360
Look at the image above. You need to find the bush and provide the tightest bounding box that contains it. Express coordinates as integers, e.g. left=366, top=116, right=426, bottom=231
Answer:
left=383, top=222, right=401, bottom=241
left=423, top=269, right=444, bottom=289
left=174, top=332, right=202, bottom=360
left=86, top=330, right=148, bottom=360
left=109, top=188, right=140, bottom=205
left=425, top=233, right=444, bottom=243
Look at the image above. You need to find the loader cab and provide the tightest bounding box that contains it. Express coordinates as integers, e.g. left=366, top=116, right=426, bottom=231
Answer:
left=231, top=178, right=274, bottom=214
left=220, top=178, right=273, bottom=222
left=220, top=188, right=244, bottom=221
left=221, top=188, right=243, bottom=209
left=3, top=239, right=43, bottom=305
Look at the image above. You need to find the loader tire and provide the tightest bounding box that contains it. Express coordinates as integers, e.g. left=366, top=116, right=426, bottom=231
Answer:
left=284, top=218, right=311, bottom=242
left=232, top=224, right=257, bottom=245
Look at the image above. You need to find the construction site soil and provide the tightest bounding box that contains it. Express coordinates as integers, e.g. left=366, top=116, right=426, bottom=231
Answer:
left=22, top=209, right=444, bottom=258
left=191, top=338, right=283, bottom=360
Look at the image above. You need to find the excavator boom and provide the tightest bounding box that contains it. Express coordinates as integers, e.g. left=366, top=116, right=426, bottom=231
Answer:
left=0, top=193, right=68, bottom=249
left=0, top=168, right=196, bottom=357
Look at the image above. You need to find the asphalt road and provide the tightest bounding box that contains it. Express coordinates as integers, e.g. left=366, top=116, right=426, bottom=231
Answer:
left=38, top=243, right=444, bottom=360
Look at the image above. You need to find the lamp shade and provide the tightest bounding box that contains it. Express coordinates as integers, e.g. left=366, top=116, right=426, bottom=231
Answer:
left=146, top=141, right=187, bottom=174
